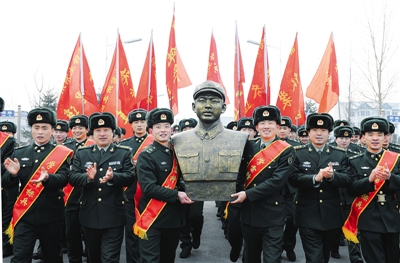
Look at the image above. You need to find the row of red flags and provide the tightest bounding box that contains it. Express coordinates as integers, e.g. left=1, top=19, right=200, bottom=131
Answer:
left=57, top=7, right=339, bottom=138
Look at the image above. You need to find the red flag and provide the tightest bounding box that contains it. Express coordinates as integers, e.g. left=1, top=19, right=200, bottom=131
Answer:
left=245, top=26, right=270, bottom=117
left=234, top=22, right=245, bottom=121
left=166, top=5, right=192, bottom=115
left=276, top=33, right=305, bottom=126
left=136, top=32, right=157, bottom=111
left=306, top=33, right=339, bottom=113
left=207, top=32, right=230, bottom=104
left=99, top=32, right=136, bottom=137
left=57, top=34, right=98, bottom=120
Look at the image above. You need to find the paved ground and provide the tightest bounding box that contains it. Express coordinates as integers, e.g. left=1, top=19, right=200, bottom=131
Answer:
left=3, top=201, right=355, bottom=262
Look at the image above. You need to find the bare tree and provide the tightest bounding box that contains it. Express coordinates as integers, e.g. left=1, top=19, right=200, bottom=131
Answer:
left=355, top=4, right=399, bottom=113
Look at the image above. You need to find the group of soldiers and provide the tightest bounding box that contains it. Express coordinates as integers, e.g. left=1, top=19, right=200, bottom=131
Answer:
left=1, top=80, right=400, bottom=263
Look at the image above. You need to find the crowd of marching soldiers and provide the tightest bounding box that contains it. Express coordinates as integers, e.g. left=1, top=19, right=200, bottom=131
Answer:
left=2, top=81, right=400, bottom=263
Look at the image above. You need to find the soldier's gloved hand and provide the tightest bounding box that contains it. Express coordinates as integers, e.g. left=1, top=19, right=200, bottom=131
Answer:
left=86, top=163, right=97, bottom=180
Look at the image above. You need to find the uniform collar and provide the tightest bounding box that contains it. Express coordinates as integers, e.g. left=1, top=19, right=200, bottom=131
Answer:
left=33, top=141, right=52, bottom=152
left=194, top=120, right=224, bottom=140
left=153, top=140, right=172, bottom=155
left=134, top=133, right=148, bottom=143
left=366, top=149, right=384, bottom=161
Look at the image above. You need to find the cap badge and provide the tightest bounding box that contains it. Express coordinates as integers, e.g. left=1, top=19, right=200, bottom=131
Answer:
left=233, top=126, right=237, bottom=131
left=245, top=120, right=250, bottom=126
left=2, top=125, right=7, bottom=130
left=56, top=125, right=61, bottom=129
left=302, top=132, right=307, bottom=136
left=344, top=131, right=349, bottom=136
left=98, top=119, right=105, bottom=126
left=75, top=119, right=81, bottom=123
left=185, top=121, right=189, bottom=125
left=263, top=110, right=269, bottom=117
left=281, top=120, right=286, bottom=125
left=160, top=114, right=167, bottom=120
left=372, top=123, right=378, bottom=130
left=340, top=122, right=344, bottom=126
left=317, top=119, right=324, bottom=126
left=136, top=113, right=142, bottom=118
left=36, top=114, right=43, bottom=121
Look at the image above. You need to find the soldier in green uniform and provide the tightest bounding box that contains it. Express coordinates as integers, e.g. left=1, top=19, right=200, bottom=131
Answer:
left=231, top=106, right=295, bottom=263
left=329, top=125, right=363, bottom=262
left=0, top=98, right=17, bottom=258
left=289, top=113, right=351, bottom=263
left=346, top=117, right=400, bottom=262
left=135, top=108, right=193, bottom=263
left=53, top=119, right=70, bottom=145
left=63, top=115, right=91, bottom=263
left=3, top=107, right=71, bottom=263
left=69, top=112, right=135, bottom=263
left=119, top=108, right=150, bottom=263
left=277, top=116, right=300, bottom=262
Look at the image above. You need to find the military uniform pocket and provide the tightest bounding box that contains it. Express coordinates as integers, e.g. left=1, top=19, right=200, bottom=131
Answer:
left=177, top=151, right=199, bottom=174
left=218, top=150, right=241, bottom=173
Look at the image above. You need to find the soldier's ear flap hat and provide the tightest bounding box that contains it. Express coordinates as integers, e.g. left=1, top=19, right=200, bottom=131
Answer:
left=237, top=117, right=255, bottom=131
left=291, top=124, right=298, bottom=132
left=173, top=124, right=180, bottom=132
left=54, top=120, right=69, bottom=132
left=333, top=119, right=350, bottom=128
left=0, top=121, right=17, bottom=133
left=362, top=118, right=389, bottom=135
left=146, top=108, right=174, bottom=128
left=334, top=126, right=353, bottom=138
left=226, top=121, right=238, bottom=130
left=27, top=107, right=57, bottom=127
left=280, top=116, right=292, bottom=128
left=128, top=108, right=147, bottom=123
left=306, top=113, right=334, bottom=132
left=352, top=126, right=361, bottom=136
left=252, top=105, right=281, bottom=126
left=0, top=97, right=4, bottom=112
left=69, top=115, right=89, bottom=129
left=193, top=80, right=226, bottom=102
left=297, top=127, right=308, bottom=137
left=89, top=112, right=116, bottom=131
left=359, top=117, right=375, bottom=134
left=179, top=118, right=198, bottom=131
left=389, top=122, right=395, bottom=134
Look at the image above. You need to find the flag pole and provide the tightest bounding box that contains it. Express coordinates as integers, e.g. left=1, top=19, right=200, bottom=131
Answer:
left=235, top=21, right=241, bottom=118
left=147, top=30, right=153, bottom=111
left=79, top=32, right=85, bottom=115
left=263, top=25, right=268, bottom=105
left=115, top=29, right=119, bottom=126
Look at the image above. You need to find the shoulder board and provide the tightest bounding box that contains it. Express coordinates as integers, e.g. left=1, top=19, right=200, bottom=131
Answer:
left=347, top=149, right=358, bottom=154
left=120, top=137, right=131, bottom=143
left=116, top=145, right=131, bottom=150
left=330, top=145, right=346, bottom=152
left=78, top=144, right=94, bottom=150
left=145, top=145, right=156, bottom=154
left=63, top=140, right=73, bottom=145
left=391, top=145, right=400, bottom=150
left=15, top=144, right=29, bottom=150
left=293, top=144, right=307, bottom=150
left=349, top=153, right=364, bottom=160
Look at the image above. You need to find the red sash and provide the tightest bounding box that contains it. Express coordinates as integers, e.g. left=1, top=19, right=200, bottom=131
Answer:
left=245, top=140, right=291, bottom=189
left=342, top=150, right=399, bottom=243
left=63, top=139, right=95, bottom=205
left=133, top=135, right=154, bottom=162
left=0, top=132, right=10, bottom=148
left=133, top=152, right=179, bottom=239
left=5, top=145, right=73, bottom=244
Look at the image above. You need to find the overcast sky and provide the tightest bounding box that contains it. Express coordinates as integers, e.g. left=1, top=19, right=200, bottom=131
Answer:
left=1, top=0, right=399, bottom=122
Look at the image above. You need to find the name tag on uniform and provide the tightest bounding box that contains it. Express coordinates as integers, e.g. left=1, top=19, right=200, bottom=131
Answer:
left=21, top=157, right=29, bottom=161
left=109, top=161, right=121, bottom=166
left=330, top=162, right=339, bottom=166
left=84, top=161, right=94, bottom=168
left=302, top=161, right=311, bottom=168
left=161, top=161, right=167, bottom=165
left=361, top=166, right=370, bottom=169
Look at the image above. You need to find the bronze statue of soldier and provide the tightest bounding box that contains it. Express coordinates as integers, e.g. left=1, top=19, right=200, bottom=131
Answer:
left=172, top=81, right=248, bottom=201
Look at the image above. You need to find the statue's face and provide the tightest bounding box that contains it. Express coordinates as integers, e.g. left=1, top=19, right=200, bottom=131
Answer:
left=192, top=93, right=226, bottom=124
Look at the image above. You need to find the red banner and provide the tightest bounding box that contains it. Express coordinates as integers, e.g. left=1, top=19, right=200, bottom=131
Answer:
left=57, top=34, right=99, bottom=121
left=234, top=23, right=245, bottom=121
left=276, top=33, right=305, bottom=126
